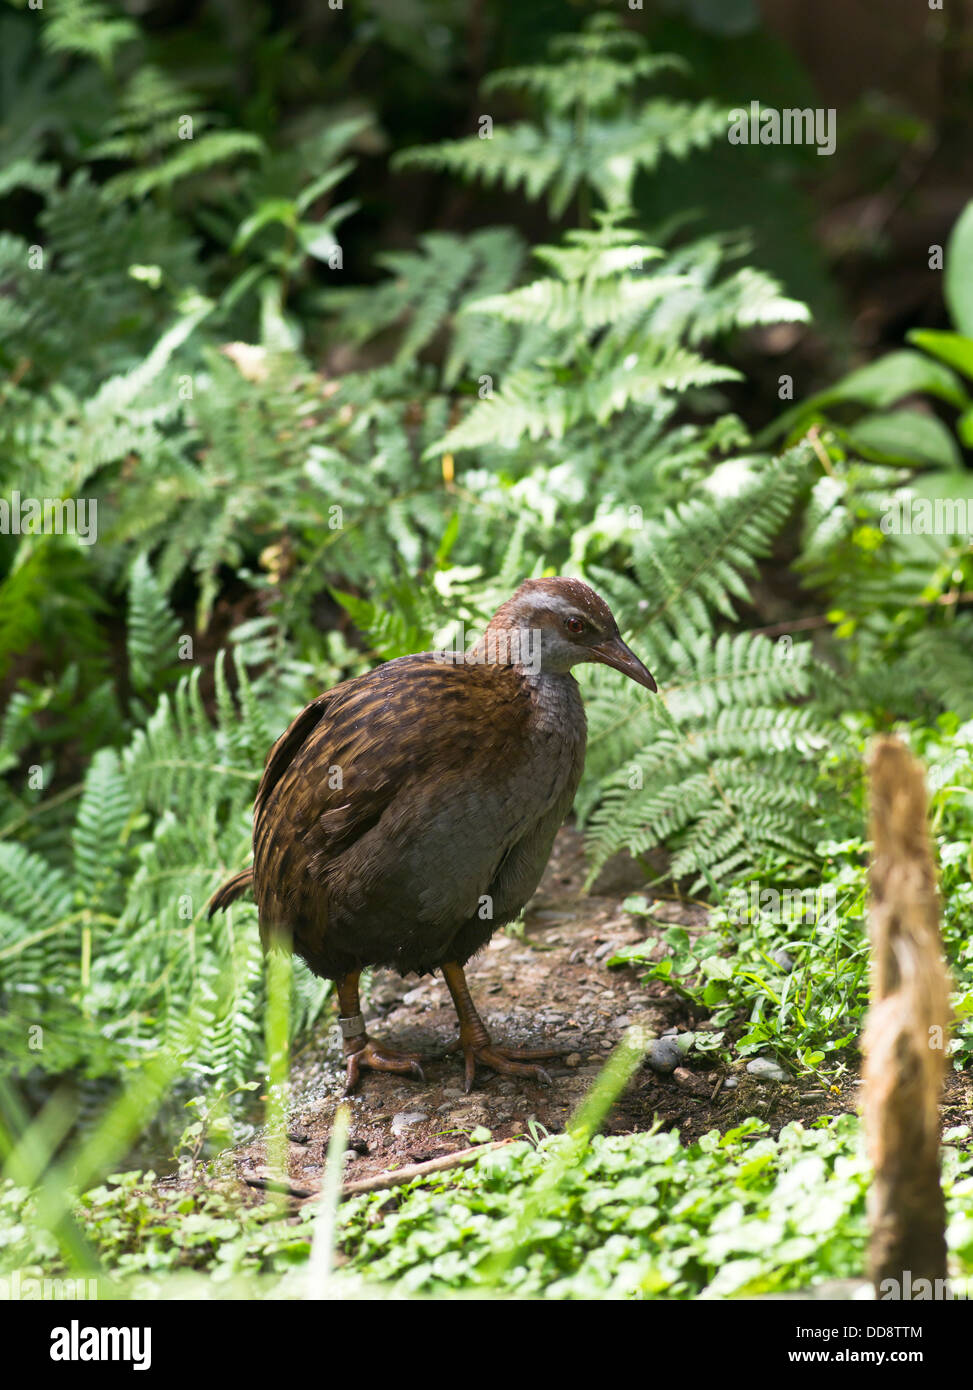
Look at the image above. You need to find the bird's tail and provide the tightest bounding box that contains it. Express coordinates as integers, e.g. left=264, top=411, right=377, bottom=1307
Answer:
left=207, top=867, right=254, bottom=917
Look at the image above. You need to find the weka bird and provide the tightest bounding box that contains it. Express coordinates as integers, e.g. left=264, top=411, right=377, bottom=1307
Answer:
left=208, top=577, right=656, bottom=1092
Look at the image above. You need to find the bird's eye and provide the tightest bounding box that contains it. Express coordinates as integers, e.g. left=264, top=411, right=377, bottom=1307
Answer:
left=566, top=616, right=585, bottom=635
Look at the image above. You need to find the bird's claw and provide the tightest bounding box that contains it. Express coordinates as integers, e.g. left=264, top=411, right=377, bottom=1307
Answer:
left=440, top=1035, right=560, bottom=1061
left=461, top=1044, right=554, bottom=1092
left=343, top=1038, right=425, bottom=1094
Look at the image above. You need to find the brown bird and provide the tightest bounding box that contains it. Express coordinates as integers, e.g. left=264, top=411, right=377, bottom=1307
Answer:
left=208, top=577, right=656, bottom=1092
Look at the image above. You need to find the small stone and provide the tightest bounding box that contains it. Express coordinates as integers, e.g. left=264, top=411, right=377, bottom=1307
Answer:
left=391, top=1111, right=427, bottom=1135
left=722, top=1076, right=739, bottom=1090
left=771, top=947, right=796, bottom=972
left=673, top=1067, right=712, bottom=1096
left=746, top=1057, right=788, bottom=1083
left=565, top=1053, right=582, bottom=1068
left=594, top=941, right=618, bottom=961
left=614, top=1014, right=632, bottom=1028
left=646, top=1038, right=682, bottom=1074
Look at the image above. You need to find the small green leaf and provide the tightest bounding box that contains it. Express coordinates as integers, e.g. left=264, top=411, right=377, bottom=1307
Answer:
left=232, top=199, right=297, bottom=253
left=907, top=328, right=973, bottom=380
left=945, top=200, right=973, bottom=336
left=846, top=408, right=962, bottom=470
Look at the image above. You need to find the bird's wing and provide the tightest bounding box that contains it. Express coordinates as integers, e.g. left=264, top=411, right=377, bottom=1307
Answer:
left=250, top=654, right=538, bottom=935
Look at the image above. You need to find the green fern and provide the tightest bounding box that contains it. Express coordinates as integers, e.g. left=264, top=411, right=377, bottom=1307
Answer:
left=581, top=634, right=849, bottom=888
left=71, top=748, right=133, bottom=913
left=324, top=228, right=531, bottom=389
left=397, top=16, right=726, bottom=218
left=426, top=217, right=807, bottom=455
left=0, top=642, right=324, bottom=1084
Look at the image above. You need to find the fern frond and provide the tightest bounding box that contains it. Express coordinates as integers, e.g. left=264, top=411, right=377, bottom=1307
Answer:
left=71, top=748, right=133, bottom=910
left=127, top=553, right=181, bottom=697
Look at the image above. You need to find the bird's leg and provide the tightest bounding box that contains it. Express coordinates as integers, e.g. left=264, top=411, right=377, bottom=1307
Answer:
left=440, top=961, right=558, bottom=1092
left=336, top=971, right=424, bottom=1094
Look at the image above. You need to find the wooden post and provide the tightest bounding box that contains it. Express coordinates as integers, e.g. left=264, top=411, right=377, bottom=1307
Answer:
left=864, top=737, right=951, bottom=1296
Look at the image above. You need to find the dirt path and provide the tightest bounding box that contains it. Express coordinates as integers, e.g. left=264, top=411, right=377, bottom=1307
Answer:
left=217, top=828, right=871, bottom=1198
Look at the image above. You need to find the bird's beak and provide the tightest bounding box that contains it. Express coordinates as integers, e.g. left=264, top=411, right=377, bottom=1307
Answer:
left=590, top=635, right=657, bottom=692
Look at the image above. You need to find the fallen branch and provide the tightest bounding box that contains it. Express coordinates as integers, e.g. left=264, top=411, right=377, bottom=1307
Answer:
left=339, top=1139, right=516, bottom=1197
left=241, top=1137, right=517, bottom=1203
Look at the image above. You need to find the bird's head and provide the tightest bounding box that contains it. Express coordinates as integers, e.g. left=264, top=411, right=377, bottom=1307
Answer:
left=480, top=577, right=656, bottom=691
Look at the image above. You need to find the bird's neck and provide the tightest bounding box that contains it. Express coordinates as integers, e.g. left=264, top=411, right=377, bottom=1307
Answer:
left=472, top=619, right=575, bottom=680
left=471, top=619, right=541, bottom=678
left=469, top=620, right=583, bottom=738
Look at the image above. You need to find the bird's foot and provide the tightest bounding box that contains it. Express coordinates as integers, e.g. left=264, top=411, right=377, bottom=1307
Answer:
left=343, top=1038, right=425, bottom=1095
left=453, top=1039, right=558, bottom=1093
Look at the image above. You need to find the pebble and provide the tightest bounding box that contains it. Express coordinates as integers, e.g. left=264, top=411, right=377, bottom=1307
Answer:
left=391, top=1111, right=427, bottom=1135
left=722, top=1076, right=739, bottom=1090
left=771, top=947, right=796, bottom=972
left=565, top=1053, right=582, bottom=1067
left=746, top=1057, right=788, bottom=1083
left=646, top=1038, right=683, bottom=1074
left=614, top=1014, right=631, bottom=1027
left=594, top=941, right=618, bottom=961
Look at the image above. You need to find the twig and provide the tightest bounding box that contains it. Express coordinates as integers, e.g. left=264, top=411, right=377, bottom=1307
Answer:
left=241, top=1138, right=516, bottom=1203
left=339, top=1139, right=515, bottom=1197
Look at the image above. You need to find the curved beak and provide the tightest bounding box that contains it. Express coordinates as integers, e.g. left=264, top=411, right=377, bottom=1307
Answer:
left=590, top=634, right=657, bottom=692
